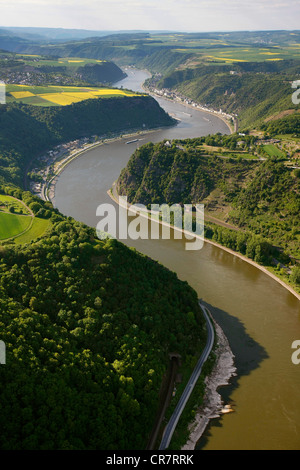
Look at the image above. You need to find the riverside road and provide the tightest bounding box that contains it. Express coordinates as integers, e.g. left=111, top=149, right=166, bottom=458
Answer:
left=159, top=302, right=215, bottom=450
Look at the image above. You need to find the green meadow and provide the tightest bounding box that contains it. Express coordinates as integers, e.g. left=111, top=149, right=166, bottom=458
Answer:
left=0, top=195, right=51, bottom=242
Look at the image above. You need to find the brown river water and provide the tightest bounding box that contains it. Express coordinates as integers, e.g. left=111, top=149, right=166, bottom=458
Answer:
left=53, top=69, right=300, bottom=450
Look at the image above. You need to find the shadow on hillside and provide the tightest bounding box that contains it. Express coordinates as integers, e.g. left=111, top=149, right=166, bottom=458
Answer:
left=195, top=300, right=269, bottom=450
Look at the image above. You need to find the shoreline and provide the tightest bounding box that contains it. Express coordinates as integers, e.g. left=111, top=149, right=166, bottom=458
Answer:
left=202, top=238, right=300, bottom=301
left=45, top=98, right=230, bottom=205
left=182, top=316, right=237, bottom=450
left=40, top=113, right=299, bottom=450
left=108, top=184, right=300, bottom=302
left=26, top=68, right=299, bottom=449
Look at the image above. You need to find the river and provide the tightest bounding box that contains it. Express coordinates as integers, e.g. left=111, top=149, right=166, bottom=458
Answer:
left=53, top=68, right=300, bottom=450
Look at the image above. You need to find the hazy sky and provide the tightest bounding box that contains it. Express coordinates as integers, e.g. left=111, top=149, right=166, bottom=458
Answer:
left=0, top=0, right=299, bottom=32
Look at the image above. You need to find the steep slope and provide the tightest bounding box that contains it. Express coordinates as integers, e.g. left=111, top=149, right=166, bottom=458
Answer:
left=0, top=85, right=204, bottom=450
left=116, top=141, right=300, bottom=261
left=0, top=193, right=205, bottom=449
left=0, top=96, right=175, bottom=186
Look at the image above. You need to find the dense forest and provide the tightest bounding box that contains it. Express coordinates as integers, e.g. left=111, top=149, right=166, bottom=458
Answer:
left=0, top=96, right=175, bottom=186
left=0, top=186, right=205, bottom=449
left=117, top=141, right=300, bottom=265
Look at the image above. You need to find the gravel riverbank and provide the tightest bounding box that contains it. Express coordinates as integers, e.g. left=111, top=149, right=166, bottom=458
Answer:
left=182, top=317, right=237, bottom=450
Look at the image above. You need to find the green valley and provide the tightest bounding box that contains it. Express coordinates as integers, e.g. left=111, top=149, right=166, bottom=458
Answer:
left=116, top=139, right=300, bottom=293
left=0, top=23, right=299, bottom=452
left=0, top=50, right=126, bottom=86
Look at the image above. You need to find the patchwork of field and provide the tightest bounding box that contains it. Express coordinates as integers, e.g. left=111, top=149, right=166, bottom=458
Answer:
left=0, top=194, right=31, bottom=215
left=13, top=54, right=105, bottom=68
left=6, top=84, right=141, bottom=106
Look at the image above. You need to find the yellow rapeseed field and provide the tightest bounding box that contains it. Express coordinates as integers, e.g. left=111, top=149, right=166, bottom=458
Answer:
left=10, top=91, right=35, bottom=99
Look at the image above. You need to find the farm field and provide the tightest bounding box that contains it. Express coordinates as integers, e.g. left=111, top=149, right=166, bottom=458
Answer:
left=0, top=194, right=31, bottom=215
left=6, top=84, right=141, bottom=106
left=0, top=212, right=32, bottom=240
left=0, top=195, right=51, bottom=242
left=0, top=52, right=106, bottom=68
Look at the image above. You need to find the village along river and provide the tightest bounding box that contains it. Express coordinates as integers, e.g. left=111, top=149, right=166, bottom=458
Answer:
left=53, top=69, right=300, bottom=450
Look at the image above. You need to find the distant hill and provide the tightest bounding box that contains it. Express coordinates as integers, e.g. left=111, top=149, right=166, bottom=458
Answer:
left=0, top=51, right=127, bottom=86
left=0, top=95, right=175, bottom=186
left=0, top=27, right=113, bottom=41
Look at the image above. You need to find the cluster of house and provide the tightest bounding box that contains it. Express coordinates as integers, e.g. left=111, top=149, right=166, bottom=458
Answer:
left=151, top=86, right=236, bottom=121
